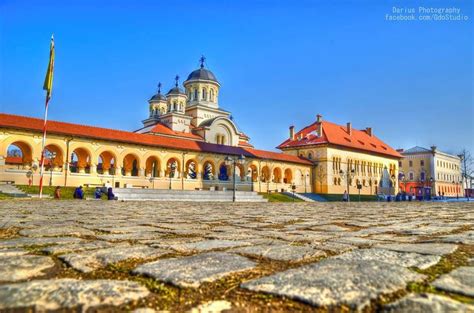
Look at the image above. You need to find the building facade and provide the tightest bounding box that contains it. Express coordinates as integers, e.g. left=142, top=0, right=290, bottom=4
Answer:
left=398, top=146, right=462, bottom=198
left=0, top=60, right=313, bottom=192
left=277, top=114, right=401, bottom=195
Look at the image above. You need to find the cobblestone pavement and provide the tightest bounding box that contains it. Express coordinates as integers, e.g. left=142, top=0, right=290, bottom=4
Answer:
left=0, top=200, right=473, bottom=312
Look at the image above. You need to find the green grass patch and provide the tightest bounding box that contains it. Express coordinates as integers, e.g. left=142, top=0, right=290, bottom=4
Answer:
left=259, top=192, right=303, bottom=202
left=17, top=185, right=106, bottom=200
left=0, top=193, right=14, bottom=200
left=317, top=193, right=378, bottom=202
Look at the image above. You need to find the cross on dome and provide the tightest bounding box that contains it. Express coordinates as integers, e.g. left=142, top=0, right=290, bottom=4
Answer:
left=174, top=75, right=180, bottom=87
left=200, top=55, right=206, bottom=68
left=157, top=82, right=162, bottom=94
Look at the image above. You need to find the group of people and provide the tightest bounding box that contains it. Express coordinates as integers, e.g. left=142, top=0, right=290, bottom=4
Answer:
left=53, top=182, right=116, bottom=200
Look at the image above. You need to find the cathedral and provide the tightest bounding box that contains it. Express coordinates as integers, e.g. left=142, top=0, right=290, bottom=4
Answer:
left=136, top=57, right=252, bottom=148
left=0, top=58, right=401, bottom=196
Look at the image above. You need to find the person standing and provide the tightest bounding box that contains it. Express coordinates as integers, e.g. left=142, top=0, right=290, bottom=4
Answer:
left=54, top=186, right=61, bottom=199
left=107, top=187, right=116, bottom=200
left=342, top=190, right=349, bottom=202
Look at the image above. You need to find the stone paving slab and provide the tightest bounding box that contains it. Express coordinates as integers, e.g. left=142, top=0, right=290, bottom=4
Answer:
left=19, top=225, right=96, bottom=237
left=96, top=232, right=163, bottom=242
left=241, top=259, right=425, bottom=310
left=375, top=243, right=458, bottom=256
left=0, top=236, right=84, bottom=249
left=41, top=240, right=114, bottom=255
left=231, top=244, right=326, bottom=262
left=59, top=244, right=169, bottom=273
left=334, top=248, right=441, bottom=269
left=382, top=293, right=474, bottom=312
left=432, top=266, right=474, bottom=297
left=0, top=278, right=149, bottom=311
left=0, top=255, right=55, bottom=282
left=169, top=239, right=252, bottom=253
left=133, top=252, right=257, bottom=288
left=0, top=248, right=29, bottom=257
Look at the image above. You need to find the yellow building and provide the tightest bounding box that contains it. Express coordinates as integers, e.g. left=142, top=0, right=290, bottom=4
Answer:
left=398, top=146, right=462, bottom=198
left=277, top=114, right=401, bottom=196
left=0, top=60, right=312, bottom=193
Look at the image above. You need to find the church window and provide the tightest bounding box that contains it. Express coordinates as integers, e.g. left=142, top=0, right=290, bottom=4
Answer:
left=194, top=89, right=198, bottom=100
left=202, top=88, right=207, bottom=101
left=308, top=153, right=312, bottom=159
left=210, top=89, right=214, bottom=101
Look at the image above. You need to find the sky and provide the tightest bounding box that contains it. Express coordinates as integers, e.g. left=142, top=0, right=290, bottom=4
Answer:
left=0, top=0, right=472, bottom=155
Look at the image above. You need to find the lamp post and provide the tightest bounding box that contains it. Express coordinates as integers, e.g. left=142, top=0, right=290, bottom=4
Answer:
left=169, top=162, right=176, bottom=190
left=453, top=180, right=458, bottom=199
left=429, top=177, right=433, bottom=200
left=340, top=168, right=355, bottom=202
left=49, top=152, right=57, bottom=186
left=225, top=154, right=245, bottom=202
left=247, top=169, right=253, bottom=192
left=291, top=184, right=296, bottom=202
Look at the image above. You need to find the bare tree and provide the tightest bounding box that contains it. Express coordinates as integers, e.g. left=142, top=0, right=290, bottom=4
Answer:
left=458, top=149, right=473, bottom=189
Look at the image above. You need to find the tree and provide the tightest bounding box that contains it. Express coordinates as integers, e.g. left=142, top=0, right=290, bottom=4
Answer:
left=458, top=149, right=473, bottom=189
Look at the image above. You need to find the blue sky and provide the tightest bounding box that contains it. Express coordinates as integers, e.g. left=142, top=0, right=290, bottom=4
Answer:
left=0, top=0, right=472, bottom=154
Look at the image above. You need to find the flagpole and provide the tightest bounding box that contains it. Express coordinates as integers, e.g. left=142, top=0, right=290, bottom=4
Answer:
left=39, top=35, right=54, bottom=199
left=38, top=96, right=50, bottom=199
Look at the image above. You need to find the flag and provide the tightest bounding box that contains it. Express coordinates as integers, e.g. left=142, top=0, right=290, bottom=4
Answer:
left=43, top=35, right=55, bottom=101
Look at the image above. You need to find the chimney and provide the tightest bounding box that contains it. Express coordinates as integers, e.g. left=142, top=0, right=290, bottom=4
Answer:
left=346, top=122, right=352, bottom=135
left=316, top=114, right=322, bottom=123
left=366, top=127, right=373, bottom=136
left=289, top=126, right=295, bottom=140
left=317, top=122, right=323, bottom=137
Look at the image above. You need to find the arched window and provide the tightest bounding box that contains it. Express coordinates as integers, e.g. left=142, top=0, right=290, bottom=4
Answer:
left=210, top=89, right=215, bottom=102
left=193, top=88, right=198, bottom=101
left=308, top=153, right=313, bottom=159
left=202, top=88, right=207, bottom=101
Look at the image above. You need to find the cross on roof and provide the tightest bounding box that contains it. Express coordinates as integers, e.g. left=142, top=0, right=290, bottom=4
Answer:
left=157, top=82, right=162, bottom=94
left=174, top=75, right=179, bottom=87
left=200, top=55, right=206, bottom=68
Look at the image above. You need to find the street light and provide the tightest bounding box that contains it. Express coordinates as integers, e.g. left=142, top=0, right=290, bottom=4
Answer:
left=225, top=154, right=245, bottom=202
left=49, top=152, right=57, bottom=186
left=340, top=168, right=355, bottom=202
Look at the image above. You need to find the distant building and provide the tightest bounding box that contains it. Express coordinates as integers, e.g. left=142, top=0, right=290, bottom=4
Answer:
left=398, top=146, right=462, bottom=198
left=277, top=114, right=401, bottom=195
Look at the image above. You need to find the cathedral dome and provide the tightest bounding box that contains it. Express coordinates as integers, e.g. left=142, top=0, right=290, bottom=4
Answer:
left=186, top=68, right=218, bottom=83
left=166, top=86, right=186, bottom=96
left=149, top=93, right=166, bottom=102
left=184, top=56, right=219, bottom=84
left=166, top=75, right=186, bottom=96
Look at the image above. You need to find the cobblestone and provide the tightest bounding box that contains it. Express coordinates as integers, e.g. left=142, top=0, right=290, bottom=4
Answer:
left=432, top=266, right=474, bottom=297
left=0, top=200, right=472, bottom=312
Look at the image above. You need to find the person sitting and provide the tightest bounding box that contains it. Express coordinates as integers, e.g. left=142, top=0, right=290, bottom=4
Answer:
left=54, top=186, right=61, bottom=199
left=73, top=186, right=84, bottom=199
left=94, top=187, right=102, bottom=199
left=107, top=187, right=116, bottom=200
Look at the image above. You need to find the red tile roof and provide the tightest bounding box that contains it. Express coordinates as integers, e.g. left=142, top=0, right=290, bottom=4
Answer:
left=277, top=120, right=401, bottom=158
left=146, top=123, right=204, bottom=140
left=0, top=113, right=311, bottom=165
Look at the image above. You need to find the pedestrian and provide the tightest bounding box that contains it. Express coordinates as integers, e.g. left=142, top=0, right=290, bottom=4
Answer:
left=73, top=186, right=84, bottom=199
left=442, top=192, right=445, bottom=199
left=54, top=186, right=61, bottom=199
left=342, top=190, right=348, bottom=202
left=94, top=187, right=102, bottom=199
left=107, top=187, right=116, bottom=200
